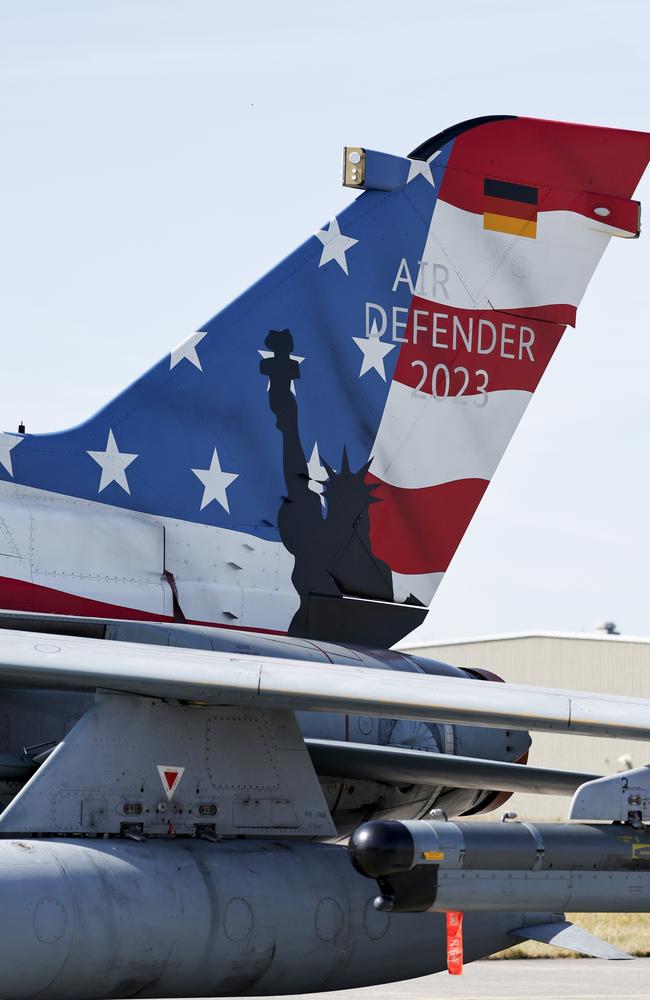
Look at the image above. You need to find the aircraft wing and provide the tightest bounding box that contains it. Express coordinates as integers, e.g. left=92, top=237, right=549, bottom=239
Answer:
left=1, top=627, right=650, bottom=741
left=305, top=739, right=597, bottom=795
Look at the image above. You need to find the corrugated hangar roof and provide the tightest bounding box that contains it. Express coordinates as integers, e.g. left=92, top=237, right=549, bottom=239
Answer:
left=399, top=630, right=650, bottom=649
left=397, top=629, right=650, bottom=821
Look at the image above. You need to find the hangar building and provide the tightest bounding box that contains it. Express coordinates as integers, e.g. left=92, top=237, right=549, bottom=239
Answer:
left=398, top=631, right=650, bottom=820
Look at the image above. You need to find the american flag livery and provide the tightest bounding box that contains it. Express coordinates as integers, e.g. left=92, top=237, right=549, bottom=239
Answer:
left=0, top=116, right=648, bottom=643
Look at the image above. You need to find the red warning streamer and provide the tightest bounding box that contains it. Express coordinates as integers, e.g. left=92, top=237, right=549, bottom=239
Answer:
left=446, top=911, right=463, bottom=975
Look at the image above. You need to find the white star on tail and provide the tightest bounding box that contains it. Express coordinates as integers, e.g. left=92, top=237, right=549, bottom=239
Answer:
left=315, top=218, right=358, bottom=275
left=406, top=149, right=441, bottom=187
left=352, top=321, right=396, bottom=381
left=87, top=429, right=138, bottom=494
left=0, top=433, right=23, bottom=477
left=170, top=331, right=207, bottom=371
left=192, top=448, right=239, bottom=513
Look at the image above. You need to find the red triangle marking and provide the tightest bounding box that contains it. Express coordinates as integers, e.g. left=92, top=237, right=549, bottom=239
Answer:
left=157, top=764, right=185, bottom=800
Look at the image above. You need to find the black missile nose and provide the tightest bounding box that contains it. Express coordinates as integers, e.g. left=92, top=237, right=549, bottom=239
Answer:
left=348, top=821, right=415, bottom=878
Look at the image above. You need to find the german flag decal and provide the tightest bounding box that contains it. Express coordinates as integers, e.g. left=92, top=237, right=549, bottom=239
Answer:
left=483, top=178, right=538, bottom=239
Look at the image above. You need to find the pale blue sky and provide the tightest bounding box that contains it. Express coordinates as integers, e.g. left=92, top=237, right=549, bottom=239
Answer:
left=0, top=0, right=649, bottom=639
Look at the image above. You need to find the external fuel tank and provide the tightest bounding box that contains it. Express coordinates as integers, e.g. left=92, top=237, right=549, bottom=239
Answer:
left=0, top=837, right=546, bottom=1000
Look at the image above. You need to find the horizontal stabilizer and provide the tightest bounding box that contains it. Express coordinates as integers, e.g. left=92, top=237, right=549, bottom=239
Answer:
left=1, top=628, right=650, bottom=741
left=510, top=920, right=632, bottom=960
left=305, top=739, right=597, bottom=795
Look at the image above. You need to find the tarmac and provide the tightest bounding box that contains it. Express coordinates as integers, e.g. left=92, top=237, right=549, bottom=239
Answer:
left=238, top=958, right=650, bottom=1000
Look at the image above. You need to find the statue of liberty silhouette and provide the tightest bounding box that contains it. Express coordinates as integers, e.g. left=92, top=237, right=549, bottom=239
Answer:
left=260, top=328, right=394, bottom=636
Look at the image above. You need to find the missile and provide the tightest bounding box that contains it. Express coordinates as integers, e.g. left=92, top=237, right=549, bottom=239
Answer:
left=348, top=819, right=650, bottom=913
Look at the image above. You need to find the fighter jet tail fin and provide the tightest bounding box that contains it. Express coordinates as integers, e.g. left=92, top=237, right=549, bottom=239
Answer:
left=4, top=117, right=650, bottom=644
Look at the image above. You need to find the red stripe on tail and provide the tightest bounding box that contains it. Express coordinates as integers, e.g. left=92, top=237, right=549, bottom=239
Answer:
left=367, top=477, right=488, bottom=575
left=392, top=299, right=565, bottom=395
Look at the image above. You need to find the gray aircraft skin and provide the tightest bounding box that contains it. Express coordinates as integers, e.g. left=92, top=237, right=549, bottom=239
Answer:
left=0, top=838, right=555, bottom=1000
left=0, top=610, right=559, bottom=1000
left=0, top=612, right=535, bottom=833
left=0, top=114, right=649, bottom=1000
left=0, top=615, right=648, bottom=999
left=0, top=615, right=555, bottom=1000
